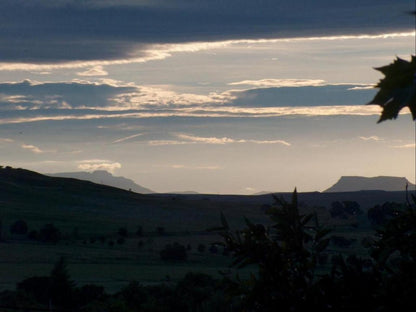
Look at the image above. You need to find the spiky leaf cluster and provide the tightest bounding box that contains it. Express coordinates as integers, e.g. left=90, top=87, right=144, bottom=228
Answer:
left=368, top=56, right=416, bottom=122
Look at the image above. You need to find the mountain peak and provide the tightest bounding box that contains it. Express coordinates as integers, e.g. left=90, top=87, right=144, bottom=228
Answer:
left=48, top=171, right=154, bottom=194
left=324, top=176, right=414, bottom=193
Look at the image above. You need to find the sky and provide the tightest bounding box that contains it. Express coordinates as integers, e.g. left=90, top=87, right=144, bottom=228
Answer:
left=0, top=0, right=415, bottom=194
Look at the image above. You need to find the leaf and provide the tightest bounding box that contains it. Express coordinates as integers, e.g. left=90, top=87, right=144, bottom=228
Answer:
left=315, top=238, right=330, bottom=253
left=220, top=212, right=229, bottom=230
left=368, top=56, right=416, bottom=122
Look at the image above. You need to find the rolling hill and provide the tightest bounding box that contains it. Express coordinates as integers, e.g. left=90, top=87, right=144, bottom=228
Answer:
left=48, top=170, right=154, bottom=194
left=1, top=166, right=411, bottom=234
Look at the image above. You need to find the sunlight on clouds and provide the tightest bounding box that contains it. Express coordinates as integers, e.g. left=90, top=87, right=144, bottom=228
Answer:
left=111, top=86, right=233, bottom=108
left=0, top=105, right=387, bottom=124
left=21, top=144, right=44, bottom=154
left=77, top=159, right=121, bottom=173
left=0, top=138, right=14, bottom=143
left=176, top=134, right=236, bottom=144
left=176, top=134, right=291, bottom=146
left=147, top=140, right=189, bottom=146
left=229, top=79, right=327, bottom=88
left=0, top=32, right=412, bottom=72
left=359, top=136, right=382, bottom=141
left=392, top=143, right=416, bottom=149
left=77, top=66, right=109, bottom=77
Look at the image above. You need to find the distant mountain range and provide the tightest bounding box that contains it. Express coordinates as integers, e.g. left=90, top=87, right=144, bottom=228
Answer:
left=0, top=166, right=411, bottom=234
left=324, top=176, right=415, bottom=193
left=48, top=170, right=154, bottom=194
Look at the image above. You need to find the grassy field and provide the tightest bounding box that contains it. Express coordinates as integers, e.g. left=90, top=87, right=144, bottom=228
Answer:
left=0, top=167, right=408, bottom=292
left=0, top=233, right=250, bottom=293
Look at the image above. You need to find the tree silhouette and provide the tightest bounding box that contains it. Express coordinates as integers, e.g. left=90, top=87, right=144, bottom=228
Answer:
left=215, top=189, right=331, bottom=311
left=49, top=256, right=76, bottom=308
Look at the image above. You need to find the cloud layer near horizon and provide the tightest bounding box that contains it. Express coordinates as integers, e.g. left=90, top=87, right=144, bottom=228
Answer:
left=0, top=0, right=411, bottom=64
left=0, top=79, right=384, bottom=124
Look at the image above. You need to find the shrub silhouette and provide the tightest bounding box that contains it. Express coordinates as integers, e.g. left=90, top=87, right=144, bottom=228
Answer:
left=156, top=226, right=166, bottom=235
left=118, top=227, right=128, bottom=237
left=160, top=242, right=187, bottom=262
left=214, top=189, right=331, bottom=311
left=39, top=223, right=61, bottom=243
left=10, top=220, right=28, bottom=235
left=368, top=202, right=403, bottom=226
left=17, top=276, right=51, bottom=305
left=197, top=243, right=206, bottom=253
left=330, top=201, right=362, bottom=219
left=136, top=225, right=143, bottom=237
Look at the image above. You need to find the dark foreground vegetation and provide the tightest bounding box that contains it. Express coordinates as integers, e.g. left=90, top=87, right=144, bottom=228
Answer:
left=1, top=189, right=416, bottom=312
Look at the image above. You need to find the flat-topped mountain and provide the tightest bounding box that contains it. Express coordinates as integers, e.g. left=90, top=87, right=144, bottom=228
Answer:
left=48, top=170, right=154, bottom=194
left=324, top=176, right=415, bottom=192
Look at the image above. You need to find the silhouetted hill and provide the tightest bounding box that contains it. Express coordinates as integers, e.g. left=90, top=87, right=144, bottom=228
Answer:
left=0, top=166, right=412, bottom=236
left=48, top=170, right=154, bottom=194
left=324, top=176, right=415, bottom=192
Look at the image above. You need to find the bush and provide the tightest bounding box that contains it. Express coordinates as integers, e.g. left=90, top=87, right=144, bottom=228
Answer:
left=27, top=230, right=38, bottom=240
left=39, top=223, right=61, bottom=243
left=197, top=243, right=206, bottom=253
left=330, top=201, right=362, bottom=219
left=156, top=226, right=166, bottom=236
left=10, top=220, right=28, bottom=235
left=117, top=227, right=128, bottom=238
left=17, top=276, right=51, bottom=304
left=136, top=226, right=143, bottom=237
left=160, top=242, right=187, bottom=262
left=209, top=244, right=218, bottom=254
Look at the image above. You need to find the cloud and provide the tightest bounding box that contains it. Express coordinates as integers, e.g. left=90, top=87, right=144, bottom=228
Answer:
left=21, top=144, right=44, bottom=154
left=392, top=143, right=416, bottom=149
left=148, top=140, right=192, bottom=146
left=175, top=134, right=291, bottom=146
left=0, top=79, right=394, bottom=125
left=77, top=66, right=108, bottom=77
left=0, top=104, right=386, bottom=125
left=153, top=164, right=220, bottom=170
left=0, top=32, right=413, bottom=72
left=176, top=134, right=236, bottom=144
left=229, top=79, right=327, bottom=88
left=112, top=133, right=143, bottom=144
left=0, top=79, right=136, bottom=110
left=359, top=136, right=382, bottom=141
left=0, top=0, right=411, bottom=64
left=77, top=159, right=121, bottom=173
left=225, top=84, right=376, bottom=107
left=112, top=85, right=232, bottom=108
left=0, top=138, right=14, bottom=143
left=145, top=134, right=291, bottom=146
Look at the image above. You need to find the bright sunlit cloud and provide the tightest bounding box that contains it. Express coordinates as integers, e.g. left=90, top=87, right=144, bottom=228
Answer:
left=77, top=159, right=122, bottom=173
left=77, top=66, right=109, bottom=77
left=359, top=136, right=382, bottom=141
left=21, top=144, right=44, bottom=154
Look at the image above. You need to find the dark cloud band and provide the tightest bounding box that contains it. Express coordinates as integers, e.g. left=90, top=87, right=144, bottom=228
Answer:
left=0, top=0, right=411, bottom=63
